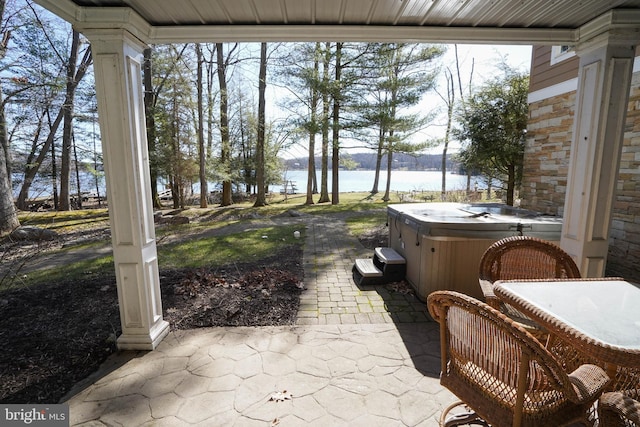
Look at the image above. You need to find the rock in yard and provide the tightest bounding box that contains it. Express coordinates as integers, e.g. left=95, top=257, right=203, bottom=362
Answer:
left=156, top=215, right=190, bottom=225
left=10, top=226, right=58, bottom=241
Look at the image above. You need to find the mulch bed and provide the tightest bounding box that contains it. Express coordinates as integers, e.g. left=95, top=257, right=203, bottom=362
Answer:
left=161, top=247, right=304, bottom=329
left=0, top=245, right=304, bottom=404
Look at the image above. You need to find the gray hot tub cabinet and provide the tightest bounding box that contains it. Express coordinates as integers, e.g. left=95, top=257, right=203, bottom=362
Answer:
left=387, top=203, right=562, bottom=301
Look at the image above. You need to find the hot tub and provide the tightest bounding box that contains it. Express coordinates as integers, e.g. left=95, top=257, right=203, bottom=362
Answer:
left=387, top=203, right=562, bottom=301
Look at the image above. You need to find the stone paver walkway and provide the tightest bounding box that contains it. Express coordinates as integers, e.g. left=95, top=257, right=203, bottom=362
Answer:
left=65, top=214, right=456, bottom=426
left=297, top=216, right=431, bottom=325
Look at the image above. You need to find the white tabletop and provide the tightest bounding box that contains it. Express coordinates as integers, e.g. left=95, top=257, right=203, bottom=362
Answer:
left=495, top=279, right=640, bottom=349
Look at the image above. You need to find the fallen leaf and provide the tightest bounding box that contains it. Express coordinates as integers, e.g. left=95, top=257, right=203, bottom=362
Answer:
left=269, top=390, right=293, bottom=402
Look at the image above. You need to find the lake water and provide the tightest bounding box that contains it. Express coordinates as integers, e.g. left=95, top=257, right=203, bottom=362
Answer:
left=15, top=169, right=476, bottom=199
left=276, top=170, right=474, bottom=193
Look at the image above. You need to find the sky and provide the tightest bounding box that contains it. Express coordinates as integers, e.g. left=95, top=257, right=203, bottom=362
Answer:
left=280, top=43, right=533, bottom=159
left=417, top=43, right=533, bottom=153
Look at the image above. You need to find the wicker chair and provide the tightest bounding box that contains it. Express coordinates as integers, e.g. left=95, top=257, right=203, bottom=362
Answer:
left=427, top=291, right=610, bottom=427
left=479, top=235, right=581, bottom=331
left=599, top=391, right=640, bottom=426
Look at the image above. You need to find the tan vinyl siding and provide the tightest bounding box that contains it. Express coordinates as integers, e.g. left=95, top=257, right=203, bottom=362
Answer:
left=529, top=45, right=579, bottom=93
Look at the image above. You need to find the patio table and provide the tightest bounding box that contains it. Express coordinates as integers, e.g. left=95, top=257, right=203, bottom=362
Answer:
left=494, top=278, right=640, bottom=391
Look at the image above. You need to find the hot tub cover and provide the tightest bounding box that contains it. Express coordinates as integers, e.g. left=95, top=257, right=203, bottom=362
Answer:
left=387, top=203, right=562, bottom=240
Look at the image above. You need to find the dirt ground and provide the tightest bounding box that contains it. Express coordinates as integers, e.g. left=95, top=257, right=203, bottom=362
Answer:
left=0, top=246, right=304, bottom=404
left=161, top=247, right=305, bottom=330
left=0, top=218, right=386, bottom=404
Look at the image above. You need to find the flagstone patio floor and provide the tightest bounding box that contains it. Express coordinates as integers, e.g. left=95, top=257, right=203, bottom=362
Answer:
left=66, top=215, right=457, bottom=426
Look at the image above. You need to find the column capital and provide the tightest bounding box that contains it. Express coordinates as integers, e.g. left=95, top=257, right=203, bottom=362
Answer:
left=82, top=28, right=149, bottom=55
left=576, top=9, right=640, bottom=54
left=66, top=4, right=152, bottom=46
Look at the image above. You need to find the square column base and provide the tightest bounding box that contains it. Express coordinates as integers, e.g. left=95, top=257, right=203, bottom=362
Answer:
left=116, top=320, right=170, bottom=351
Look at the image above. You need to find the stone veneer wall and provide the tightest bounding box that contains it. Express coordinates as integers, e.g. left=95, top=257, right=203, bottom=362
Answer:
left=609, top=71, right=640, bottom=280
left=521, top=92, right=575, bottom=216
left=521, top=71, right=640, bottom=280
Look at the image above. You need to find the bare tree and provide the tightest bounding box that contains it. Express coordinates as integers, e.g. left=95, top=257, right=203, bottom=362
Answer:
left=254, top=42, right=268, bottom=207
left=330, top=42, right=342, bottom=205
left=305, top=43, right=320, bottom=205
left=0, top=0, right=18, bottom=234
left=15, top=31, right=92, bottom=211
left=143, top=44, right=189, bottom=208
left=195, top=43, right=207, bottom=208
left=216, top=43, right=239, bottom=206
left=58, top=30, right=89, bottom=210
left=143, top=47, right=161, bottom=208
left=317, top=42, right=331, bottom=203
left=435, top=67, right=454, bottom=201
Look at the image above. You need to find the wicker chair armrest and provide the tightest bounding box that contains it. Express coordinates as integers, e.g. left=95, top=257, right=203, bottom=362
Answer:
left=567, top=364, right=610, bottom=402
left=599, top=391, right=640, bottom=425
left=479, top=279, right=501, bottom=309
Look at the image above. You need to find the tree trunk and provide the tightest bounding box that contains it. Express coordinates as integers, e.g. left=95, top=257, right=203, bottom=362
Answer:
left=382, top=147, right=393, bottom=202
left=305, top=47, right=319, bottom=205
left=441, top=69, right=454, bottom=201
left=370, top=127, right=384, bottom=194
left=305, top=133, right=316, bottom=205
left=206, top=46, right=216, bottom=160
left=238, top=94, right=252, bottom=194
left=382, top=54, right=399, bottom=202
left=0, top=149, right=18, bottom=233
left=171, top=84, right=180, bottom=210
left=217, top=43, right=233, bottom=206
left=15, top=110, right=50, bottom=210
left=0, top=0, right=17, bottom=234
left=254, top=42, right=268, bottom=207
left=93, top=123, right=102, bottom=207
left=318, top=42, right=331, bottom=204
left=506, top=164, right=515, bottom=206
left=17, top=35, right=92, bottom=212
left=0, top=80, right=18, bottom=234
left=72, top=131, right=82, bottom=209
left=196, top=44, right=208, bottom=208
left=51, top=134, right=58, bottom=209
left=331, top=42, right=342, bottom=205
left=59, top=30, right=81, bottom=211
left=143, top=48, right=162, bottom=209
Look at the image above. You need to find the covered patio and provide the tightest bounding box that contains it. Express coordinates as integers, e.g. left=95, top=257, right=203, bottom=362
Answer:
left=64, top=213, right=456, bottom=425
left=29, top=0, right=640, bottom=424
left=33, top=0, right=640, bottom=352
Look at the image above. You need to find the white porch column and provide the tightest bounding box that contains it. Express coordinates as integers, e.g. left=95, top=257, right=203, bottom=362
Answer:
left=560, top=26, right=639, bottom=277
left=88, top=30, right=169, bottom=350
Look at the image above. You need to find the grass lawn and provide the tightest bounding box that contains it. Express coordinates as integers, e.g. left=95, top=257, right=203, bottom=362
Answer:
left=7, top=189, right=489, bottom=289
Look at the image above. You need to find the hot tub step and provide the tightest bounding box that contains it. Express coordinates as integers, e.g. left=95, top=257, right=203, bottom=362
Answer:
left=374, top=247, right=406, bottom=265
left=372, top=247, right=407, bottom=282
left=352, top=259, right=385, bottom=286
left=354, top=258, right=383, bottom=277
left=352, top=251, right=407, bottom=286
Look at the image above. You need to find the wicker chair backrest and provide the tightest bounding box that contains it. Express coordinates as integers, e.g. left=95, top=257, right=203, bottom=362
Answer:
left=479, top=235, right=581, bottom=283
